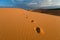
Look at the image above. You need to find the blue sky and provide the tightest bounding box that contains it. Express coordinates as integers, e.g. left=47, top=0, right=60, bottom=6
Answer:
left=0, top=0, right=60, bottom=10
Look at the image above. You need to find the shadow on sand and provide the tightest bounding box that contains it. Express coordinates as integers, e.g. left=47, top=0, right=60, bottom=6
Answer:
left=32, top=8, right=60, bottom=16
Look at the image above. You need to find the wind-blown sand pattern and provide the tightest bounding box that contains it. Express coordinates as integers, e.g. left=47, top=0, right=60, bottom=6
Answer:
left=0, top=8, right=60, bottom=40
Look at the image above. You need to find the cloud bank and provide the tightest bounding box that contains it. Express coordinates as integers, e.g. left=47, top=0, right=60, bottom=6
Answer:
left=0, top=0, right=60, bottom=10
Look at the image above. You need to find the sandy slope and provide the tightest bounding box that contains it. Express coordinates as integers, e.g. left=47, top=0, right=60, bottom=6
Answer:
left=0, top=8, right=60, bottom=40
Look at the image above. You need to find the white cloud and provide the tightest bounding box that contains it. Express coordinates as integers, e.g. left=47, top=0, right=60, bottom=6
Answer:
left=21, top=0, right=60, bottom=9
left=28, top=2, right=38, bottom=5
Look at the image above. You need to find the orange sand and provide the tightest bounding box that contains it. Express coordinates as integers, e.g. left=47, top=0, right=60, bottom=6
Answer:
left=0, top=8, right=60, bottom=40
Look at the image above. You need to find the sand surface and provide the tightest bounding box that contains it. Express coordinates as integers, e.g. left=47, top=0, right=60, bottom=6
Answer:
left=0, top=8, right=60, bottom=40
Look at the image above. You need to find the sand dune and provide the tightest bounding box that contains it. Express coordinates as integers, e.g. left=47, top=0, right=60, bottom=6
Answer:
left=32, top=9, right=60, bottom=16
left=0, top=8, right=60, bottom=40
